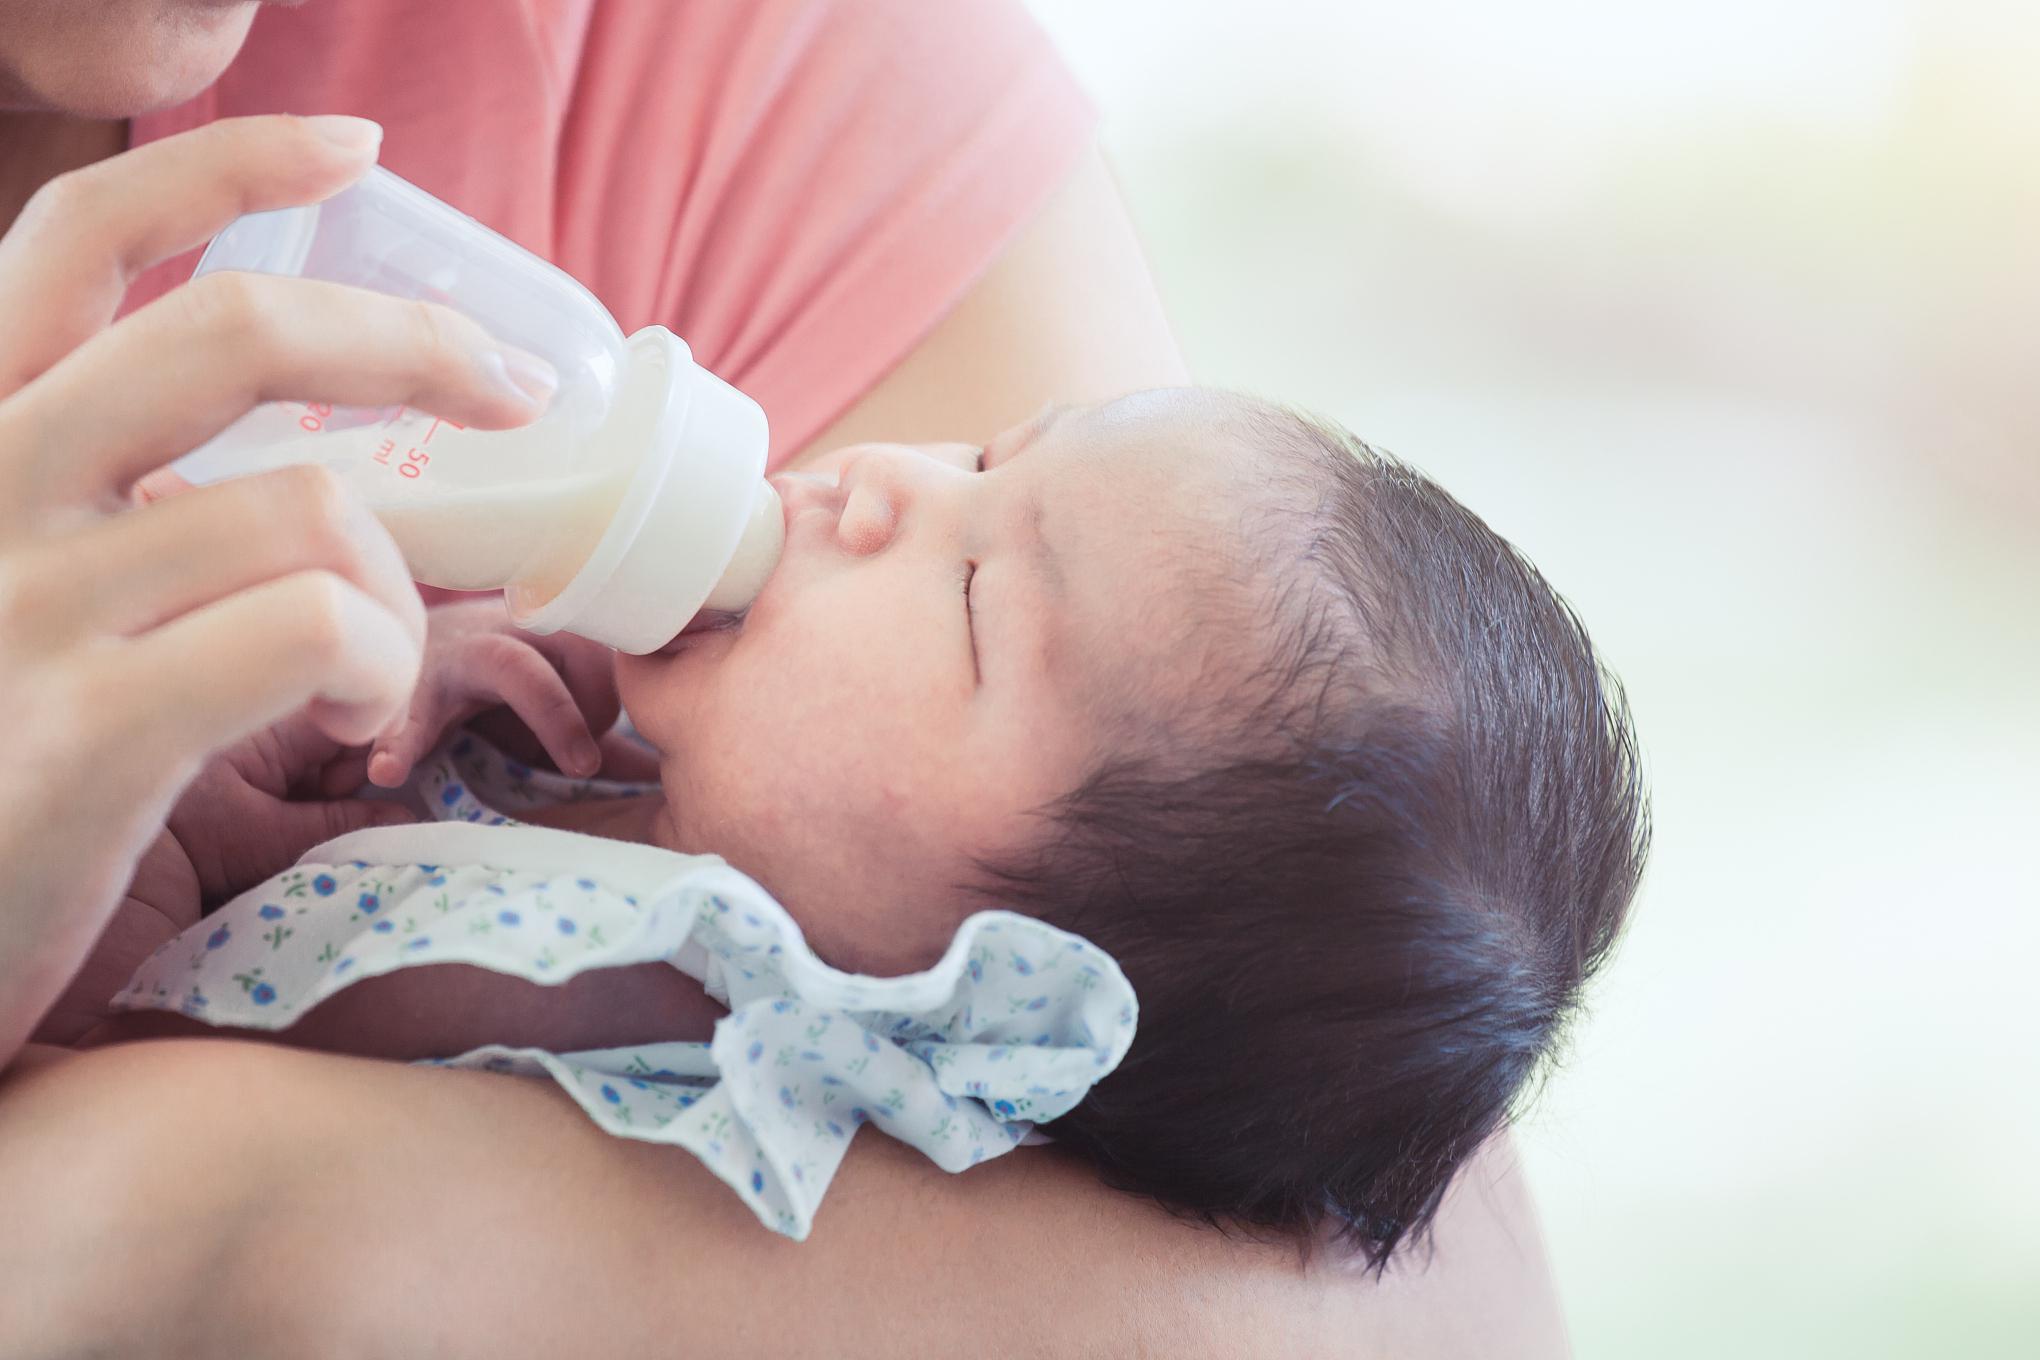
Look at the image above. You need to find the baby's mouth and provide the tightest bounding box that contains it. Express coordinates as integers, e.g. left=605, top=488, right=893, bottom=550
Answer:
left=654, top=472, right=829, bottom=656
left=653, top=607, right=745, bottom=656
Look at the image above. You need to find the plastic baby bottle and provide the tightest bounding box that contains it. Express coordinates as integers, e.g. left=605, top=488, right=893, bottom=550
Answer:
left=167, top=166, right=783, bottom=654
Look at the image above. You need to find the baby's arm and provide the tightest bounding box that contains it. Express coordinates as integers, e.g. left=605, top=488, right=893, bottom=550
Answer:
left=65, top=602, right=648, bottom=1049
left=86, top=958, right=726, bottom=1058
left=34, top=713, right=410, bottom=1047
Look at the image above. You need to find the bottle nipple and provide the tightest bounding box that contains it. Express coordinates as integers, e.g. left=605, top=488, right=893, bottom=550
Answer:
left=700, top=480, right=784, bottom=613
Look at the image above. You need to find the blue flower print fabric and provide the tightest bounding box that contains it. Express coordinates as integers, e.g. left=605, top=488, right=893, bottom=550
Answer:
left=112, top=734, right=1138, bottom=1240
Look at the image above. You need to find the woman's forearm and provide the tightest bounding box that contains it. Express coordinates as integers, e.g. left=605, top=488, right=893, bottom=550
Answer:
left=0, top=1040, right=1313, bottom=1358
left=2, top=1040, right=1567, bottom=1360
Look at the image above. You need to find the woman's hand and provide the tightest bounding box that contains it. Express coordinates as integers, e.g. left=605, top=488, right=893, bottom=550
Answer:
left=0, top=114, right=558, bottom=1068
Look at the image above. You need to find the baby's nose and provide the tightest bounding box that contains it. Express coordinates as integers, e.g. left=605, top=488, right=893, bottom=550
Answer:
left=836, top=476, right=898, bottom=556
left=830, top=442, right=953, bottom=556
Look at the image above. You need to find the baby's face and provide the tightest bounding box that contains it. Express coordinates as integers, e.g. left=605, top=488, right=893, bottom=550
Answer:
left=616, top=390, right=1265, bottom=973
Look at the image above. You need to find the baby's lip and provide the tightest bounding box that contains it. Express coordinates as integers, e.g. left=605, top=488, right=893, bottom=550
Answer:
left=651, top=473, right=833, bottom=655
left=769, top=469, right=843, bottom=530
left=653, top=610, right=740, bottom=656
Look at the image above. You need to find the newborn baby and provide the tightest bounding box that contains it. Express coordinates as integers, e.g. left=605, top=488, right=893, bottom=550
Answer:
left=85, top=387, right=1648, bottom=1262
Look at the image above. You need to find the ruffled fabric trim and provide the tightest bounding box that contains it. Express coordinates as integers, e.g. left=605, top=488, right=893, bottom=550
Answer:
left=113, top=739, right=1135, bottom=1240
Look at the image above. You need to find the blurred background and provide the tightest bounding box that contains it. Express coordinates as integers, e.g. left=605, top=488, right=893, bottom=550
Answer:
left=1028, top=1, right=2039, bottom=1354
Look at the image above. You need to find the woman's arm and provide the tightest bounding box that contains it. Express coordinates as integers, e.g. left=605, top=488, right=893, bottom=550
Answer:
left=0, top=1040, right=1566, bottom=1359
left=0, top=145, right=1571, bottom=1359
left=0, top=116, right=563, bottom=1071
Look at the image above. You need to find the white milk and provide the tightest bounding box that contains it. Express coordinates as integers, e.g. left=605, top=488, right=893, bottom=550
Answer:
left=173, top=170, right=776, bottom=651
left=177, top=350, right=777, bottom=649
left=369, top=471, right=625, bottom=593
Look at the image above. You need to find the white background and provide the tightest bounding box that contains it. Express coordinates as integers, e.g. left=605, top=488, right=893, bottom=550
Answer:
left=1029, top=2, right=2040, bottom=1354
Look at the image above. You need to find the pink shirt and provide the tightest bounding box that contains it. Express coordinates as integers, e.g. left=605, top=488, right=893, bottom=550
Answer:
left=123, top=0, right=1094, bottom=469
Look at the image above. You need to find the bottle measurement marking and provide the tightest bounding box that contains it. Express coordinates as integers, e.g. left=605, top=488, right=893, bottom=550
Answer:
left=334, top=404, right=468, bottom=479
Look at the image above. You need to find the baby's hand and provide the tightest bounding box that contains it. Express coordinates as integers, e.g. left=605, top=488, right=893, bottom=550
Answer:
left=364, top=597, right=621, bottom=789
left=167, top=712, right=418, bottom=906
left=32, top=710, right=420, bottom=1045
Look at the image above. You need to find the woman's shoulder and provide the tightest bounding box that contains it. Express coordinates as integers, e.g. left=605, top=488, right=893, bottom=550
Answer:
left=126, top=0, right=1099, bottom=461
left=549, top=0, right=1101, bottom=463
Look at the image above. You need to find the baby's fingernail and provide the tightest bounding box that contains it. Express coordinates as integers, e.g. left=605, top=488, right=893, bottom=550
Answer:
left=305, top=115, right=384, bottom=154
left=573, top=740, right=600, bottom=775
left=482, top=347, right=558, bottom=409
left=367, top=750, right=400, bottom=786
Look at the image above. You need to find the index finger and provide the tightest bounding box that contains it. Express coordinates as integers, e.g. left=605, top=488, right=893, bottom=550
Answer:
left=0, top=114, right=385, bottom=398
left=3, top=272, right=555, bottom=514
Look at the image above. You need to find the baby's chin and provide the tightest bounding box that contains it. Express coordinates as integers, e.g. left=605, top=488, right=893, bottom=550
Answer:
left=613, top=623, right=741, bottom=738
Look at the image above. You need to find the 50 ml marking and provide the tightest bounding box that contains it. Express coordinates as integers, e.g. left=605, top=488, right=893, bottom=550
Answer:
left=362, top=405, right=466, bottom=479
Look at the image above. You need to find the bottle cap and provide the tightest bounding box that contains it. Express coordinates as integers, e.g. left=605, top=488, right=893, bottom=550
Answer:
left=509, top=327, right=781, bottom=653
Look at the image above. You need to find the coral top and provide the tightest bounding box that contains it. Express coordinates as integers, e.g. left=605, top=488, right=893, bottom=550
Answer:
left=122, top=0, right=1094, bottom=468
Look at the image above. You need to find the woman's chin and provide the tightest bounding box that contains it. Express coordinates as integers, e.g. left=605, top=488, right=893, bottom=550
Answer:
left=26, top=41, right=247, bottom=119
left=26, top=4, right=260, bottom=119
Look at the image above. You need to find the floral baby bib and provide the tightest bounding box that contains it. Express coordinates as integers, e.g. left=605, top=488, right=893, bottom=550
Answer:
left=112, top=734, right=1137, bottom=1239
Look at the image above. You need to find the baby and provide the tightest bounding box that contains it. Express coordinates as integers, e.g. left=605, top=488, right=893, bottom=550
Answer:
left=84, top=387, right=1648, bottom=1263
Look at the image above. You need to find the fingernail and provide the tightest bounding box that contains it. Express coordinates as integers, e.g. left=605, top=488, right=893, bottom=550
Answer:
left=482, top=347, right=559, bottom=409
left=306, top=115, right=384, bottom=155
left=573, top=740, right=600, bottom=776
left=367, top=750, right=399, bottom=787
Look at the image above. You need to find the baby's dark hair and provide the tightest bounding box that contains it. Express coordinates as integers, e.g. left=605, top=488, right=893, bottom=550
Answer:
left=977, top=398, right=1648, bottom=1266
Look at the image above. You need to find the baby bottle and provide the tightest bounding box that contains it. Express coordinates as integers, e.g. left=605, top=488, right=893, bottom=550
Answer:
left=166, top=166, right=783, bottom=654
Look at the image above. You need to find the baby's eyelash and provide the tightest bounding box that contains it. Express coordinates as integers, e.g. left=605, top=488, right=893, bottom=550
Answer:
left=960, top=560, right=980, bottom=681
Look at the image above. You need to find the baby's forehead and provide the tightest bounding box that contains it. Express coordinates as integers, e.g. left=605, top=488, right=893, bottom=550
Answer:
left=1040, top=395, right=1307, bottom=721
left=1051, top=390, right=1310, bottom=572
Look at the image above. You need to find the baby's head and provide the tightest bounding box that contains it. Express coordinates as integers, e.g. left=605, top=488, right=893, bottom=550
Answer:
left=616, top=387, right=1648, bottom=1262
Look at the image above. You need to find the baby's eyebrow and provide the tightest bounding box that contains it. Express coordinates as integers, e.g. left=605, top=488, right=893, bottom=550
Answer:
left=1031, top=400, right=1077, bottom=431
left=991, top=402, right=1075, bottom=468
left=1026, top=493, right=1063, bottom=605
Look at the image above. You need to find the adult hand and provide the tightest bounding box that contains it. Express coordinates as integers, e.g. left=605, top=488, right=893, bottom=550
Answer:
left=0, top=114, right=555, bottom=1067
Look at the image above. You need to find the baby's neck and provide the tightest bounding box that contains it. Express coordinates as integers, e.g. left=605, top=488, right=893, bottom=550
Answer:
left=518, top=794, right=672, bottom=847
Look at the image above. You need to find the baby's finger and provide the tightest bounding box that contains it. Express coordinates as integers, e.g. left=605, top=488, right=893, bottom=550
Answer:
left=525, top=630, right=623, bottom=737
left=365, top=691, right=446, bottom=789
left=366, top=730, right=424, bottom=790
left=317, top=751, right=374, bottom=801
left=473, top=639, right=601, bottom=778
left=595, top=730, right=663, bottom=783
left=266, top=796, right=416, bottom=856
